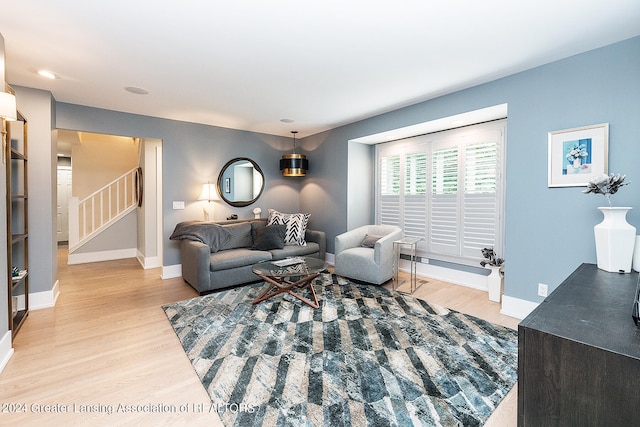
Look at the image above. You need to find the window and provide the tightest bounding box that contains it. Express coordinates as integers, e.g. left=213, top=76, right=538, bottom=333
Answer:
left=375, top=120, right=505, bottom=265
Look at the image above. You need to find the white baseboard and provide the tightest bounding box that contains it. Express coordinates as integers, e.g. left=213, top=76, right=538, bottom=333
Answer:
left=29, top=280, right=60, bottom=310
left=328, top=252, right=538, bottom=320
left=0, top=330, right=14, bottom=375
left=405, top=260, right=487, bottom=291
left=162, top=264, right=182, bottom=279
left=500, top=295, right=539, bottom=320
left=136, top=250, right=162, bottom=269
left=68, top=248, right=137, bottom=265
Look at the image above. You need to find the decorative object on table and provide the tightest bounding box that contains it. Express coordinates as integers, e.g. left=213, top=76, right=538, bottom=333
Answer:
left=548, top=123, right=608, bottom=187
left=252, top=207, right=261, bottom=219
left=197, top=181, right=218, bottom=221
left=280, top=130, right=309, bottom=176
left=163, top=274, right=518, bottom=427
left=480, top=248, right=504, bottom=302
left=583, top=173, right=635, bottom=273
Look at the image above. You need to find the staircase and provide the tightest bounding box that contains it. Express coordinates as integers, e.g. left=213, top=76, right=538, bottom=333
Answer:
left=68, top=168, right=140, bottom=253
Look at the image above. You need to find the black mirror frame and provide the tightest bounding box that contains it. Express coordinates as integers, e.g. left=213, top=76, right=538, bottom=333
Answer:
left=217, top=157, right=265, bottom=207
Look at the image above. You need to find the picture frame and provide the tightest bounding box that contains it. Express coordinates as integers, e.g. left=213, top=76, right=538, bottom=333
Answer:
left=225, top=177, right=230, bottom=193
left=548, top=123, right=608, bottom=188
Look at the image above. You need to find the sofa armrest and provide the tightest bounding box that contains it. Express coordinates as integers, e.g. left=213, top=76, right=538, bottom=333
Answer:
left=305, top=229, right=326, bottom=260
left=180, top=240, right=211, bottom=293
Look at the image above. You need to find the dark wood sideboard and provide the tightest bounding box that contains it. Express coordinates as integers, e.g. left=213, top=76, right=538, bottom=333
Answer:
left=518, top=263, right=640, bottom=426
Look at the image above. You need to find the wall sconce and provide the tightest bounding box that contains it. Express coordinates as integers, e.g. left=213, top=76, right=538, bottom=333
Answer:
left=0, top=91, right=17, bottom=121
left=197, top=182, right=219, bottom=221
left=0, top=91, right=17, bottom=164
left=280, top=130, right=308, bottom=176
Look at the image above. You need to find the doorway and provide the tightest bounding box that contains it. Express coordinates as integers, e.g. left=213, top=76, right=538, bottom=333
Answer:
left=56, top=162, right=72, bottom=243
left=56, top=130, right=163, bottom=268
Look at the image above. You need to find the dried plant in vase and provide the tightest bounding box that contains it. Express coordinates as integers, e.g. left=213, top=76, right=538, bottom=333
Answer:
left=480, top=248, right=504, bottom=267
left=582, top=173, right=629, bottom=206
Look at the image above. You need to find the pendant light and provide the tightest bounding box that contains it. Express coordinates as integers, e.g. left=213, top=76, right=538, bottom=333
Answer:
left=280, top=130, right=308, bottom=177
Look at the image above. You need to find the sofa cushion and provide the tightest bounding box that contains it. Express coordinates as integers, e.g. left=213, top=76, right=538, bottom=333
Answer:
left=269, top=242, right=320, bottom=260
left=219, top=222, right=253, bottom=250
left=252, top=224, right=287, bottom=250
left=209, top=248, right=272, bottom=271
left=267, top=209, right=310, bottom=246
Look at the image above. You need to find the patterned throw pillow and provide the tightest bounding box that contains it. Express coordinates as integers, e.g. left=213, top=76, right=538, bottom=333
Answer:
left=267, top=209, right=310, bottom=246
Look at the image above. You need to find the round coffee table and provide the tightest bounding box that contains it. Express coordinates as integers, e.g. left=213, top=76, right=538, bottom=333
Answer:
left=251, top=256, right=327, bottom=308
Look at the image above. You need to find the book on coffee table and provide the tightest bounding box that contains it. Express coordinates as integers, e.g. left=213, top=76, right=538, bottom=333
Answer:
left=272, top=258, right=304, bottom=267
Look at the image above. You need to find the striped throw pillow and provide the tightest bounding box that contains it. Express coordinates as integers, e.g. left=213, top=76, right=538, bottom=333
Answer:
left=267, top=209, right=310, bottom=246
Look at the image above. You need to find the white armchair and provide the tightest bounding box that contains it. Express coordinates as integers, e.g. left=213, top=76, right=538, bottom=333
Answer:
left=334, top=225, right=403, bottom=285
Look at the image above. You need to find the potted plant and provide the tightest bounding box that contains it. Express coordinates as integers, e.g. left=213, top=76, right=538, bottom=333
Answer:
left=480, top=248, right=504, bottom=302
left=583, top=173, right=635, bottom=273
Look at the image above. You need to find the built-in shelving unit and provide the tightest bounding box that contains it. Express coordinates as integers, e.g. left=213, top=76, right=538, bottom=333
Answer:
left=5, top=109, right=28, bottom=340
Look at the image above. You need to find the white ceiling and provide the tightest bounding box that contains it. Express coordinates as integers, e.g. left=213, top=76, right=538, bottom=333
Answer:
left=2, top=1, right=639, bottom=138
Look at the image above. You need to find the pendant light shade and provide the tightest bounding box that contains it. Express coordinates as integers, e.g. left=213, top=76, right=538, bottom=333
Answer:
left=280, top=131, right=308, bottom=176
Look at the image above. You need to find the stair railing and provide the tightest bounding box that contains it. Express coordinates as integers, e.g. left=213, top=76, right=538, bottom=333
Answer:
left=69, top=168, right=139, bottom=252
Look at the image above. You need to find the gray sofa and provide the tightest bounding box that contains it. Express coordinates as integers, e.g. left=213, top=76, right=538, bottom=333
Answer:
left=176, top=218, right=326, bottom=294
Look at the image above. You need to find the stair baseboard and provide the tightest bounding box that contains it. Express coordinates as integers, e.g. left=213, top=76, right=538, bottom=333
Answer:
left=68, top=248, right=137, bottom=265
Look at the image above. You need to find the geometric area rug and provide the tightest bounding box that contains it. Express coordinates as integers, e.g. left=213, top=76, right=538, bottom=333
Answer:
left=162, top=273, right=518, bottom=427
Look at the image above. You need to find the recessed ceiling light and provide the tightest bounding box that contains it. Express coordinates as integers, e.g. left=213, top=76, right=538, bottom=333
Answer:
left=38, top=70, right=58, bottom=79
left=125, top=86, right=149, bottom=95
left=280, top=118, right=294, bottom=123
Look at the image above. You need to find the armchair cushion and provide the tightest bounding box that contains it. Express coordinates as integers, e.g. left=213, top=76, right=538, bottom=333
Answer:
left=360, top=234, right=382, bottom=248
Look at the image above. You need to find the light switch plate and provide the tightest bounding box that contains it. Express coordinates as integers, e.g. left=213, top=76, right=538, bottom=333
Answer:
left=173, top=201, right=185, bottom=210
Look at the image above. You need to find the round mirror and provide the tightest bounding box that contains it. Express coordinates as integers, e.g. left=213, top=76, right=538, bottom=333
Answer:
left=217, top=157, right=264, bottom=207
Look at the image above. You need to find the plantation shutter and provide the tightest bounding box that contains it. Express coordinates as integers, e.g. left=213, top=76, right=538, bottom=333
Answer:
left=463, top=140, right=499, bottom=257
left=430, top=146, right=459, bottom=254
left=379, top=154, right=400, bottom=227
left=404, top=151, right=428, bottom=247
left=375, top=119, right=505, bottom=265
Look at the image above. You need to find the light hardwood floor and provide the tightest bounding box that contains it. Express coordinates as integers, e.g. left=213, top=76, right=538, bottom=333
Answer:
left=0, top=249, right=518, bottom=426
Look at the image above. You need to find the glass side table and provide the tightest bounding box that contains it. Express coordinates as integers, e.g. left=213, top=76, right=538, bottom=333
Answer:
left=393, top=237, right=423, bottom=294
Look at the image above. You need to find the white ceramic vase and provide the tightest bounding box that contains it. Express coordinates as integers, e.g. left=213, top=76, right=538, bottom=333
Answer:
left=573, top=158, right=581, bottom=169
left=594, top=207, right=636, bottom=273
left=487, top=265, right=503, bottom=302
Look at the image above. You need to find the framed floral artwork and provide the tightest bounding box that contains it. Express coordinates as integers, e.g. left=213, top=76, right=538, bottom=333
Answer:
left=548, top=123, right=608, bottom=187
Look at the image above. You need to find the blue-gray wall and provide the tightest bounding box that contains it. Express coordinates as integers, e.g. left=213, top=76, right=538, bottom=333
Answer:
left=55, top=106, right=303, bottom=266
left=301, top=36, right=640, bottom=303
left=54, top=36, right=640, bottom=305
